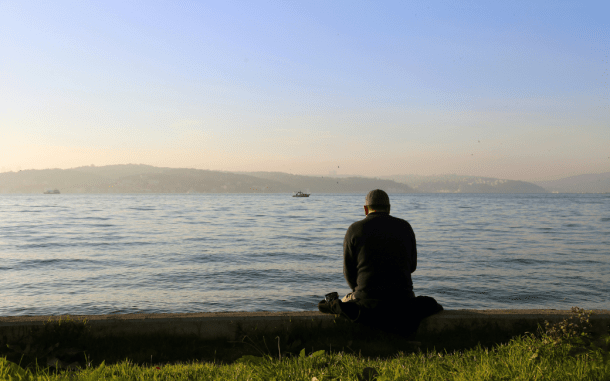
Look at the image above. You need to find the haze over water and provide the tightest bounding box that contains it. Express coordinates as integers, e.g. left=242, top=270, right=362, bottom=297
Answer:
left=1, top=193, right=608, bottom=316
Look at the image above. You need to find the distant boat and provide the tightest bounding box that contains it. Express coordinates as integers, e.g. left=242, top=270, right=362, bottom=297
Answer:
left=293, top=191, right=310, bottom=197
left=43, top=189, right=60, bottom=194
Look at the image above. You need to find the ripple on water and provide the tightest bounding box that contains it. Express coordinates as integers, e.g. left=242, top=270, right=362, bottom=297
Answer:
left=1, top=193, right=609, bottom=315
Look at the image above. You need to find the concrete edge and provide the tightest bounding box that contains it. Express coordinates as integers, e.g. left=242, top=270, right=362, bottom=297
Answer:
left=1, top=309, right=609, bottom=366
left=1, top=309, right=609, bottom=342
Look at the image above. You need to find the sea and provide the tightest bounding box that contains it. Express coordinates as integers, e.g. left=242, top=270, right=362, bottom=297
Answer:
left=1, top=193, right=609, bottom=316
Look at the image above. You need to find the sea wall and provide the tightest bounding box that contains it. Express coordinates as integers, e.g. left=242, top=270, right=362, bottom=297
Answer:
left=1, top=310, right=608, bottom=366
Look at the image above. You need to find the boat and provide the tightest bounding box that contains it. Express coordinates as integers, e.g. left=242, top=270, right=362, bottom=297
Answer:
left=293, top=191, right=310, bottom=197
left=43, top=189, right=60, bottom=194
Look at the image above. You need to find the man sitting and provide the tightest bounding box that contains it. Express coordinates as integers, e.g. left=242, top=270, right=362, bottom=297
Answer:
left=342, top=189, right=417, bottom=302
left=319, top=189, right=442, bottom=337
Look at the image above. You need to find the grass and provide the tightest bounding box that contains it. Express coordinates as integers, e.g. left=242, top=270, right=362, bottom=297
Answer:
left=2, top=308, right=609, bottom=380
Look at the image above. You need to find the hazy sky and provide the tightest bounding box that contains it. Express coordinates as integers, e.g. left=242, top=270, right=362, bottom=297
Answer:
left=1, top=1, right=609, bottom=181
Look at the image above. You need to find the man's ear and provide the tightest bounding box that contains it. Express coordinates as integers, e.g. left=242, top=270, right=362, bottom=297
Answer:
left=364, top=205, right=369, bottom=215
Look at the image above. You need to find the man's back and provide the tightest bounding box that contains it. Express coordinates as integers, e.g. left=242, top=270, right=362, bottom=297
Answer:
left=343, top=211, right=417, bottom=300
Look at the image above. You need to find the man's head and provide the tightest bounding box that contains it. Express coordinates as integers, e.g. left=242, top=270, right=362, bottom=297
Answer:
left=364, top=189, right=390, bottom=215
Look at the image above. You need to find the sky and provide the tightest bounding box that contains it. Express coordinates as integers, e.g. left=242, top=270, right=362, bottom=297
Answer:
left=1, top=1, right=609, bottom=181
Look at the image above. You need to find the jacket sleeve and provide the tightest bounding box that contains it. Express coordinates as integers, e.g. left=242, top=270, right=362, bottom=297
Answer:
left=343, top=228, right=358, bottom=290
left=408, top=223, right=417, bottom=273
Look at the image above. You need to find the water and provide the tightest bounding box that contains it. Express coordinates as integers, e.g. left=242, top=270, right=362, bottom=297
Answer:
left=1, top=193, right=609, bottom=316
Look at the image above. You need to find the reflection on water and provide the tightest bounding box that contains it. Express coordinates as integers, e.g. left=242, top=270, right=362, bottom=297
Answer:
left=0, top=193, right=608, bottom=316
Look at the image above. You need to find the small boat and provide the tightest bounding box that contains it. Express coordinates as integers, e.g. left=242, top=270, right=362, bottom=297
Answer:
left=293, top=191, right=310, bottom=197
left=43, top=189, right=60, bottom=194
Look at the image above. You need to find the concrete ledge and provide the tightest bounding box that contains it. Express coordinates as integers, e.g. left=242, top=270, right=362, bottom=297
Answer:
left=2, top=309, right=609, bottom=342
left=0, top=311, right=329, bottom=342
left=1, top=310, right=608, bottom=366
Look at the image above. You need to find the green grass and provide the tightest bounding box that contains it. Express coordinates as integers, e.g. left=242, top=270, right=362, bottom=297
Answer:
left=2, top=308, right=609, bottom=380
left=2, top=336, right=609, bottom=380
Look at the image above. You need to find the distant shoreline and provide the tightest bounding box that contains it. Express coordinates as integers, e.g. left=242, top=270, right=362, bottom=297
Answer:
left=1, top=164, right=608, bottom=193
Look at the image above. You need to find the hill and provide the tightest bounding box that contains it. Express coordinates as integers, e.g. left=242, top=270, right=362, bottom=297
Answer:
left=0, top=165, right=289, bottom=194
left=238, top=171, right=415, bottom=194
left=382, top=174, right=547, bottom=193
left=11, top=165, right=610, bottom=194
left=0, top=165, right=414, bottom=194
left=532, top=172, right=610, bottom=193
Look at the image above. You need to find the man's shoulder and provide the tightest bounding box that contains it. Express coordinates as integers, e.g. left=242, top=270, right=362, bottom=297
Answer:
left=394, top=215, right=415, bottom=229
left=388, top=214, right=411, bottom=224
left=347, top=217, right=367, bottom=231
left=370, top=212, right=410, bottom=223
left=347, top=213, right=412, bottom=231
left=379, top=214, right=415, bottom=230
left=346, top=215, right=375, bottom=235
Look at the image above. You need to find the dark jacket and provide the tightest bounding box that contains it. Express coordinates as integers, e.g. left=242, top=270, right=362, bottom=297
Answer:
left=343, top=211, right=417, bottom=300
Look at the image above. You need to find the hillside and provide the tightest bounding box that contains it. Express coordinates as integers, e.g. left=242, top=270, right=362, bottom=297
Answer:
left=238, top=172, right=415, bottom=193
left=0, top=165, right=413, bottom=194
left=8, top=165, right=610, bottom=194
left=532, top=172, right=610, bottom=193
left=382, top=174, right=547, bottom=193
left=0, top=166, right=289, bottom=194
